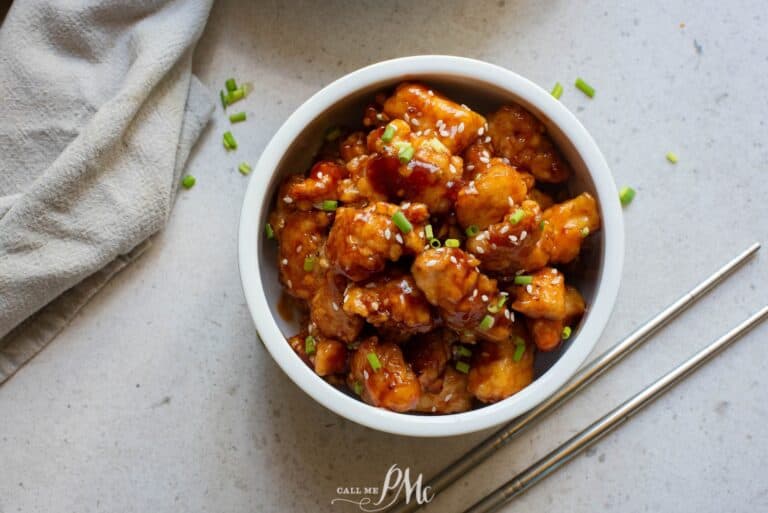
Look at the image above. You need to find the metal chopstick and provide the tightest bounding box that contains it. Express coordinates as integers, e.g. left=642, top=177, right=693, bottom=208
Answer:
left=389, top=242, right=760, bottom=513
left=463, top=305, right=768, bottom=513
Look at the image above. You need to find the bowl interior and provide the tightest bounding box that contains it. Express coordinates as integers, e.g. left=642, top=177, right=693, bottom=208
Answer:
left=257, top=74, right=605, bottom=390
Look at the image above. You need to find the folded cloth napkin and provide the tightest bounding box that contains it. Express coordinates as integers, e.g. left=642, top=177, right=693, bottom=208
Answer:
left=0, top=0, right=214, bottom=383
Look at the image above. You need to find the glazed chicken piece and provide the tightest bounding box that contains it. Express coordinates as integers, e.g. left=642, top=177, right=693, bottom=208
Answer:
left=456, top=158, right=529, bottom=230
left=462, top=138, right=494, bottom=177
left=415, top=366, right=474, bottom=414
left=466, top=199, right=549, bottom=273
left=310, top=273, right=364, bottom=343
left=539, top=192, right=600, bottom=264
left=348, top=337, right=421, bottom=412
left=411, top=248, right=512, bottom=343
left=288, top=332, right=348, bottom=377
left=276, top=210, right=332, bottom=300
left=403, top=330, right=454, bottom=393
left=382, top=82, right=487, bottom=154
left=468, top=324, right=535, bottom=403
left=339, top=131, right=368, bottom=163
left=487, top=104, right=571, bottom=183
left=527, top=285, right=586, bottom=351
left=511, top=267, right=566, bottom=320
left=278, top=161, right=347, bottom=210
left=326, top=201, right=429, bottom=281
left=363, top=119, right=463, bottom=215
left=343, top=273, right=435, bottom=341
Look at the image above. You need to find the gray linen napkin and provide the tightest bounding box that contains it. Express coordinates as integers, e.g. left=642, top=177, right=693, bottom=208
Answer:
left=0, top=0, right=215, bottom=383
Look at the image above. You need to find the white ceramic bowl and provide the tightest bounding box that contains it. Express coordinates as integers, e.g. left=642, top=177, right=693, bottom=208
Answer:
left=239, top=56, right=624, bottom=437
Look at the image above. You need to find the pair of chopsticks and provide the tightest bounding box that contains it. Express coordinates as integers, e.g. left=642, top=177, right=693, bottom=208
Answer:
left=391, top=242, right=765, bottom=513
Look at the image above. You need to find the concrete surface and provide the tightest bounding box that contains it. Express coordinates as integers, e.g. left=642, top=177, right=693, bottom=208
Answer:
left=1, top=1, right=767, bottom=512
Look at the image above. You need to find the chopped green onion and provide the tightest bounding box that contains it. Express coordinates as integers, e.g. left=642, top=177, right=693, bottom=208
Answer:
left=229, top=111, right=246, bottom=123
left=539, top=220, right=547, bottom=231
left=223, top=131, right=237, bottom=150
left=303, top=256, right=315, bottom=272
left=445, top=238, right=460, bottom=248
left=666, top=151, right=679, bottom=164
left=466, top=225, right=479, bottom=237
left=562, top=326, right=572, bottom=340
left=429, top=238, right=442, bottom=248
left=225, top=78, right=237, bottom=92
left=514, top=275, right=533, bottom=285
left=325, top=127, right=342, bottom=141
left=265, top=223, right=275, bottom=239
left=321, top=199, right=338, bottom=211
left=181, top=175, right=196, bottom=189
left=551, top=82, right=564, bottom=99
left=392, top=210, right=413, bottom=233
left=238, top=162, right=252, bottom=175
left=513, top=342, right=526, bottom=362
left=508, top=209, right=525, bottom=224
left=397, top=142, right=415, bottom=163
left=574, top=77, right=595, bottom=98
left=580, top=226, right=590, bottom=238
left=456, top=345, right=472, bottom=358
left=381, top=124, right=396, bottom=143
left=513, top=336, right=526, bottom=346
left=619, top=186, right=636, bottom=206
left=305, top=335, right=316, bottom=355
left=455, top=361, right=471, bottom=374
left=487, top=295, right=508, bottom=314
left=353, top=381, right=363, bottom=395
left=367, top=352, right=382, bottom=372
left=479, top=314, right=495, bottom=330
left=227, top=88, right=245, bottom=105
left=219, top=90, right=228, bottom=109
left=424, top=224, right=434, bottom=240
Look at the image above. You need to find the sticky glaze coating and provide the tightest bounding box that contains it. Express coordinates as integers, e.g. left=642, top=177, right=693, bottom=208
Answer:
left=268, top=82, right=601, bottom=414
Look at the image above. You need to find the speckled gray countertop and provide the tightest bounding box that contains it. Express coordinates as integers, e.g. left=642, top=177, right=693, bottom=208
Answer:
left=1, top=1, right=767, bottom=512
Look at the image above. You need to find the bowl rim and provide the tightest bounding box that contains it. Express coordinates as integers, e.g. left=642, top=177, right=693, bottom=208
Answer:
left=238, top=55, right=624, bottom=437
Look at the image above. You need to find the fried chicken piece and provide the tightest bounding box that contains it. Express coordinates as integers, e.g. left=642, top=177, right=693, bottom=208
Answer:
left=456, top=158, right=529, bottom=230
left=468, top=324, right=535, bottom=403
left=487, top=104, right=571, bottom=183
left=415, top=366, right=473, bottom=414
left=539, top=192, right=600, bottom=264
left=411, top=248, right=511, bottom=343
left=364, top=120, right=463, bottom=215
left=278, top=161, right=347, bottom=210
left=382, top=82, right=486, bottom=154
left=288, top=331, right=348, bottom=377
left=466, top=199, right=549, bottom=273
left=339, top=131, right=368, bottom=163
left=310, top=273, right=364, bottom=343
left=348, top=337, right=421, bottom=412
left=511, top=267, right=566, bottom=320
left=403, top=330, right=454, bottom=393
left=276, top=210, right=331, bottom=300
left=527, top=285, right=586, bottom=351
left=326, top=201, right=429, bottom=281
left=343, top=273, right=435, bottom=340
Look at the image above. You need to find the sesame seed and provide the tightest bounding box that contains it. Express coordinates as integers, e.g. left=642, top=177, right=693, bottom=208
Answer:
left=476, top=246, right=485, bottom=254
left=478, top=126, right=485, bottom=136
left=296, top=244, right=302, bottom=253
left=450, top=256, right=458, bottom=264
left=286, top=279, right=292, bottom=288
left=458, top=122, right=465, bottom=133
left=428, top=89, right=434, bottom=96
left=525, top=284, right=533, bottom=294
left=445, top=393, right=453, bottom=402
left=472, top=289, right=479, bottom=298
left=479, top=156, right=489, bottom=164
left=484, top=136, right=491, bottom=143
left=332, top=302, right=339, bottom=311
left=364, top=370, right=369, bottom=380
left=481, top=294, right=489, bottom=302
left=510, top=311, right=515, bottom=322
left=500, top=225, right=510, bottom=234
left=504, top=309, right=511, bottom=319
left=281, top=258, right=288, bottom=265
left=520, top=230, right=528, bottom=240
left=467, top=164, right=475, bottom=171
left=395, top=233, right=404, bottom=244
left=412, top=118, right=420, bottom=126
left=431, top=406, right=437, bottom=412
left=426, top=259, right=438, bottom=267
left=461, top=104, right=470, bottom=109
left=283, top=196, right=293, bottom=203
left=371, top=301, right=379, bottom=311
left=449, top=163, right=457, bottom=173
left=384, top=228, right=391, bottom=240
left=317, top=172, right=324, bottom=179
